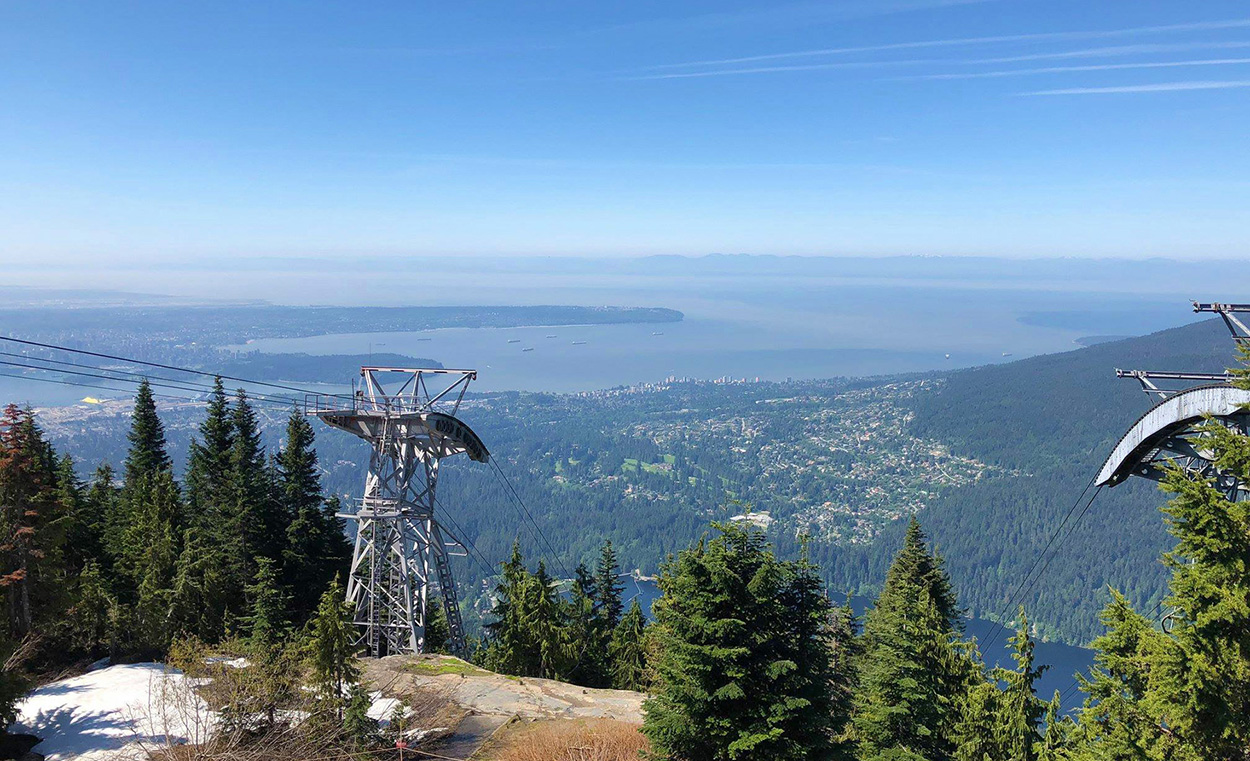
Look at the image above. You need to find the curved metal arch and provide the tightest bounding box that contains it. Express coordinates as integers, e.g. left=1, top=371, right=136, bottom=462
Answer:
left=1096, top=384, right=1250, bottom=490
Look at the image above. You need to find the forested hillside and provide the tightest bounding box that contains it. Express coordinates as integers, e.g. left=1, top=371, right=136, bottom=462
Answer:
left=30, top=318, right=1237, bottom=645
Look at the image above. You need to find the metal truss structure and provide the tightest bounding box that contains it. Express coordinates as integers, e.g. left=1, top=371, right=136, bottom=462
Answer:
left=307, top=367, right=490, bottom=656
left=1098, top=301, right=1250, bottom=500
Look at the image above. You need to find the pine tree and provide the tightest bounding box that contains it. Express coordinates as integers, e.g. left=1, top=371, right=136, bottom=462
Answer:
left=122, top=380, right=171, bottom=488
left=226, top=390, right=279, bottom=577
left=186, top=378, right=234, bottom=529
left=309, top=576, right=359, bottom=720
left=68, top=560, right=117, bottom=658
left=993, top=610, right=1047, bottom=761
left=424, top=597, right=450, bottom=654
left=88, top=463, right=123, bottom=582
left=0, top=405, right=67, bottom=638
left=594, top=539, right=625, bottom=630
left=1070, top=378, right=1250, bottom=760
left=343, top=682, right=379, bottom=748
left=125, top=470, right=182, bottom=652
left=277, top=409, right=342, bottom=624
left=246, top=557, right=289, bottom=649
left=642, top=521, right=842, bottom=761
left=567, top=561, right=606, bottom=686
left=855, top=518, right=977, bottom=761
left=57, top=454, right=99, bottom=574
left=609, top=598, right=648, bottom=691
left=1035, top=692, right=1072, bottom=761
left=1070, top=591, right=1179, bottom=761
left=169, top=525, right=230, bottom=642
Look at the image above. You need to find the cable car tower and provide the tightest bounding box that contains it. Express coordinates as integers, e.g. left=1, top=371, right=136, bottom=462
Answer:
left=1097, top=302, right=1250, bottom=499
left=307, top=367, right=490, bottom=656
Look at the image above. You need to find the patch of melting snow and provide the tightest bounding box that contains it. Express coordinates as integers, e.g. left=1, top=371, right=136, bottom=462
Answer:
left=11, top=662, right=215, bottom=761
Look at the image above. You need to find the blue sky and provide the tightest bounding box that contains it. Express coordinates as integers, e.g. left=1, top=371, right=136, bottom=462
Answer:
left=2, top=0, right=1248, bottom=263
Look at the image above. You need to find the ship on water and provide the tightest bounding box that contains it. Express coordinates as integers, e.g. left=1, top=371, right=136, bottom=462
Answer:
left=522, top=347, right=534, bottom=352
left=571, top=341, right=587, bottom=345
left=507, top=338, right=521, bottom=343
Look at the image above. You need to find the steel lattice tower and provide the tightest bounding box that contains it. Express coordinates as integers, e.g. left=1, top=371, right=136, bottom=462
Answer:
left=308, top=367, right=489, bottom=656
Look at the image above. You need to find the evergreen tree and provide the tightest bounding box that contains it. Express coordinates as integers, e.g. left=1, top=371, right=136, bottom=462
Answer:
left=567, top=561, right=606, bottom=686
left=88, top=463, right=122, bottom=582
left=56, top=454, right=99, bottom=574
left=67, top=560, right=117, bottom=658
left=481, top=544, right=575, bottom=680
left=0, top=405, right=67, bottom=638
left=169, top=525, right=230, bottom=642
left=609, top=598, right=648, bottom=691
left=594, top=539, right=625, bottom=630
left=993, top=610, right=1047, bottom=761
left=854, top=519, right=976, bottom=761
left=125, top=470, right=181, bottom=652
left=424, top=597, right=450, bottom=654
left=309, top=576, right=359, bottom=720
left=246, top=557, right=289, bottom=649
left=122, top=380, right=171, bottom=488
left=225, top=390, right=279, bottom=580
left=185, top=378, right=234, bottom=529
left=642, top=522, right=842, bottom=761
left=277, top=409, right=344, bottom=624
left=1070, top=591, right=1179, bottom=761
left=1070, top=381, right=1250, bottom=760
left=343, top=682, right=379, bottom=748
left=1035, top=693, right=1072, bottom=761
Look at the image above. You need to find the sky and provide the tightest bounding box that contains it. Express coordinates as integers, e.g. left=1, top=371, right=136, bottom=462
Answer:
left=1, top=0, right=1249, bottom=264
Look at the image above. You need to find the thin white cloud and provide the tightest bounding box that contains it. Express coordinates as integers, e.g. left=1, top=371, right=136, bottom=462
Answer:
left=641, top=17, right=1250, bottom=71
left=1025, top=80, right=1250, bottom=95
left=903, top=57, right=1250, bottom=80
left=619, top=43, right=1250, bottom=81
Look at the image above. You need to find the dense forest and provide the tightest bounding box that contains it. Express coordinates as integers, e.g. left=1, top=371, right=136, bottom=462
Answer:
left=24, top=318, right=1239, bottom=647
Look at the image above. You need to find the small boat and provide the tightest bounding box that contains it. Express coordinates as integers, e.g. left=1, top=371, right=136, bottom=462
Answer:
left=651, top=331, right=664, bottom=336
left=522, top=347, right=535, bottom=352
left=944, top=354, right=951, bottom=359
left=416, top=337, right=432, bottom=342
left=546, top=334, right=557, bottom=339
left=571, top=341, right=587, bottom=346
left=507, top=339, right=521, bottom=344
left=1001, top=352, right=1012, bottom=357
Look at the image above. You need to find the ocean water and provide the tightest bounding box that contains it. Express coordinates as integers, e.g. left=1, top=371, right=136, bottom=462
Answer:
left=225, top=272, right=1210, bottom=393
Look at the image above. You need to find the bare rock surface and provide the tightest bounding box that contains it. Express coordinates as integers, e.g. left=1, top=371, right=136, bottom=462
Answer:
left=362, top=655, right=645, bottom=723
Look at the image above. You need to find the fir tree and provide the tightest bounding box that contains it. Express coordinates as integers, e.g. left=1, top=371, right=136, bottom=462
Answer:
left=1035, top=693, right=1072, bottom=761
left=854, top=519, right=976, bottom=761
left=246, top=557, right=289, bottom=649
left=122, top=380, right=171, bottom=488
left=424, top=597, right=450, bottom=654
left=169, top=525, right=230, bottom=642
left=609, top=598, right=648, bottom=691
left=68, top=560, right=117, bottom=658
left=88, top=463, right=123, bottom=581
left=56, top=454, right=98, bottom=574
left=277, top=409, right=343, bottom=623
left=567, top=561, right=606, bottom=686
left=0, top=405, right=67, bottom=638
left=126, top=470, right=182, bottom=652
left=642, top=521, right=842, bottom=761
left=309, top=576, right=359, bottom=720
left=343, top=682, right=379, bottom=748
left=993, top=610, right=1047, bottom=761
left=185, top=378, right=234, bottom=529
left=594, top=539, right=625, bottom=630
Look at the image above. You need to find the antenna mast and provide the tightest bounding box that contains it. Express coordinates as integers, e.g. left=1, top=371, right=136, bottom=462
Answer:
left=308, top=367, right=489, bottom=656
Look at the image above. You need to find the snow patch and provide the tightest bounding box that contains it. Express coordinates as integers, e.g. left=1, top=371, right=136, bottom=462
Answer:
left=11, top=662, right=215, bottom=761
